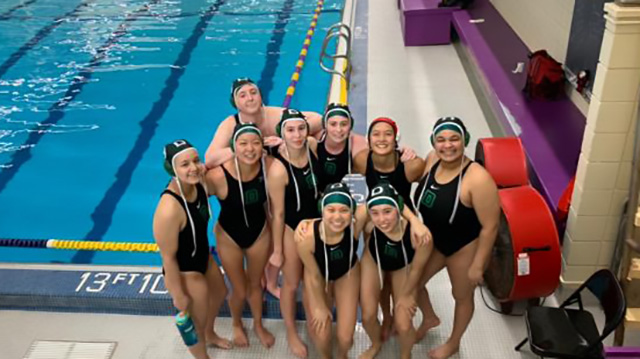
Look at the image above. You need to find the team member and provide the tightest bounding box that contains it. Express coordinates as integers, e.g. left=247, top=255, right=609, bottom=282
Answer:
left=294, top=183, right=363, bottom=359
left=412, top=117, right=499, bottom=359
left=316, top=103, right=366, bottom=187
left=205, top=78, right=323, bottom=168
left=359, top=183, right=432, bottom=359
left=153, top=140, right=231, bottom=359
left=353, top=117, right=424, bottom=212
left=318, top=104, right=416, bottom=187
left=268, top=108, right=321, bottom=358
left=205, top=124, right=275, bottom=349
left=353, top=116, right=425, bottom=339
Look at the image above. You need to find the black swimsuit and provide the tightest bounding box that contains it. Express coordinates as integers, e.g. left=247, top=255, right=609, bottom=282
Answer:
left=161, top=184, right=210, bottom=274
left=317, top=135, right=350, bottom=187
left=368, top=221, right=415, bottom=272
left=365, top=151, right=415, bottom=211
left=216, top=163, right=267, bottom=249
left=279, top=153, right=320, bottom=229
left=414, top=160, right=481, bottom=256
left=312, top=220, right=358, bottom=281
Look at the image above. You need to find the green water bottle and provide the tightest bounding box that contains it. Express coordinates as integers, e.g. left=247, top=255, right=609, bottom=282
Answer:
left=175, top=311, right=198, bottom=346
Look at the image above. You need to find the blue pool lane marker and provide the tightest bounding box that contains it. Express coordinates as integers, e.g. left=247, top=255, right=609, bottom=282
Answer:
left=257, top=0, right=295, bottom=106
left=0, top=0, right=39, bottom=20
left=74, top=0, right=228, bottom=264
left=0, top=1, right=160, bottom=195
left=0, top=0, right=91, bottom=77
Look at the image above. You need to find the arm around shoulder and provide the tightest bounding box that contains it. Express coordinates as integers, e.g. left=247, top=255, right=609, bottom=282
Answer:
left=205, top=117, right=235, bottom=168
left=404, top=157, right=426, bottom=183
left=353, top=150, right=368, bottom=175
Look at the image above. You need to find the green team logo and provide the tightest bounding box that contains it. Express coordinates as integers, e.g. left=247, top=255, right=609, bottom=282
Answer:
left=330, top=248, right=344, bottom=261
left=422, top=189, right=437, bottom=208
left=305, top=173, right=318, bottom=189
left=383, top=243, right=399, bottom=259
left=244, top=189, right=260, bottom=205
left=324, top=162, right=337, bottom=176
left=198, top=202, right=209, bottom=221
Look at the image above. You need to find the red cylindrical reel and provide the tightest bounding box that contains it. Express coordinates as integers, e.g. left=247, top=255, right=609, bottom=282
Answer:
left=484, top=186, right=561, bottom=301
left=475, top=137, right=529, bottom=188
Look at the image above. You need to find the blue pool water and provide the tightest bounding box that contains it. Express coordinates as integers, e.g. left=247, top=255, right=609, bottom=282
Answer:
left=0, top=0, right=342, bottom=265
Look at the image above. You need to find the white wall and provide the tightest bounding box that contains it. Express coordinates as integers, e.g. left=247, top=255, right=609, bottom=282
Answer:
left=489, top=0, right=575, bottom=63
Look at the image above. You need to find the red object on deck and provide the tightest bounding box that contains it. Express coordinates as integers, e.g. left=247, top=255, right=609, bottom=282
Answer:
left=475, top=138, right=529, bottom=188
left=499, top=186, right=561, bottom=301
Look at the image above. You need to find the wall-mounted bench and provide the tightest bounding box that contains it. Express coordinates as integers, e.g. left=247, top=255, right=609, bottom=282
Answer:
left=400, top=0, right=586, bottom=216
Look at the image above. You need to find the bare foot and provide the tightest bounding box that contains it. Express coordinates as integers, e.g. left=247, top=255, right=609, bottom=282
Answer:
left=416, top=315, right=441, bottom=342
left=232, top=324, right=249, bottom=347
left=287, top=331, right=308, bottom=358
left=428, top=340, right=460, bottom=359
left=359, top=342, right=382, bottom=359
left=206, top=332, right=232, bottom=349
left=254, top=325, right=275, bottom=349
left=381, top=316, right=393, bottom=342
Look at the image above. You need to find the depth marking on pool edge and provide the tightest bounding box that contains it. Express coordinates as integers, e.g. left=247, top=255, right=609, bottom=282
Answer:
left=0, top=0, right=159, bottom=194
left=73, top=0, right=227, bottom=264
left=257, top=0, right=295, bottom=105
left=0, top=0, right=90, bottom=77
left=0, top=0, right=39, bottom=20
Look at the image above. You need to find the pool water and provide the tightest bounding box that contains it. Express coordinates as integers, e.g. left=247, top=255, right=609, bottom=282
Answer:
left=0, top=0, right=342, bottom=265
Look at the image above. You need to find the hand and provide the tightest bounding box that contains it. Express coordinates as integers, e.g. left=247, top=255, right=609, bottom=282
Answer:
left=264, top=136, right=283, bottom=148
left=173, top=293, right=190, bottom=312
left=269, top=251, right=283, bottom=268
left=468, top=265, right=484, bottom=286
left=395, top=295, right=417, bottom=317
left=310, top=307, right=332, bottom=333
left=409, top=222, right=432, bottom=248
left=295, top=220, right=312, bottom=243
left=399, top=146, right=417, bottom=162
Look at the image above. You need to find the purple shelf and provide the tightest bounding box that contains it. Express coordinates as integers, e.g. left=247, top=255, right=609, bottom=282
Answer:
left=452, top=0, right=586, bottom=212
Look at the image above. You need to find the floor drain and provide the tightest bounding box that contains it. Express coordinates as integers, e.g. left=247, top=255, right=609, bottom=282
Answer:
left=23, top=340, right=116, bottom=359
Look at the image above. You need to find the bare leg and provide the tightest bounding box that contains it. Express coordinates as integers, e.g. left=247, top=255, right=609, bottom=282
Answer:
left=334, top=264, right=360, bottom=359
left=380, top=277, right=394, bottom=341
left=306, top=283, right=333, bottom=359
left=416, top=249, right=446, bottom=342
left=203, top=256, right=233, bottom=349
left=182, top=272, right=212, bottom=359
left=429, top=242, right=478, bottom=359
left=390, top=270, right=417, bottom=359
left=245, top=227, right=275, bottom=348
left=359, top=252, right=383, bottom=359
left=216, top=226, right=250, bottom=347
left=281, top=226, right=307, bottom=358
left=265, top=235, right=281, bottom=299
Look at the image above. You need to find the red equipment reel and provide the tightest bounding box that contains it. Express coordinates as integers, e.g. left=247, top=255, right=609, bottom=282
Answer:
left=485, top=186, right=561, bottom=302
left=475, top=137, right=529, bottom=188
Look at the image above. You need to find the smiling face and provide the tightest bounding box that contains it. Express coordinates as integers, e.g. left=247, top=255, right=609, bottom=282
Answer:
left=234, top=84, right=262, bottom=115
left=283, top=120, right=308, bottom=150
left=369, top=122, right=396, bottom=156
left=433, top=129, right=464, bottom=163
left=322, top=203, right=352, bottom=233
left=369, top=204, right=399, bottom=233
left=235, top=132, right=263, bottom=165
left=326, top=116, right=350, bottom=144
left=173, top=149, right=203, bottom=185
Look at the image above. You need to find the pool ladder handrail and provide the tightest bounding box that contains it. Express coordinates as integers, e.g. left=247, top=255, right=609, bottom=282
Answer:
left=319, top=23, right=352, bottom=82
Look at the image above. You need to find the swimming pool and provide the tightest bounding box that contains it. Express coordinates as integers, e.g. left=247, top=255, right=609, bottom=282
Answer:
left=0, top=0, right=342, bottom=265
